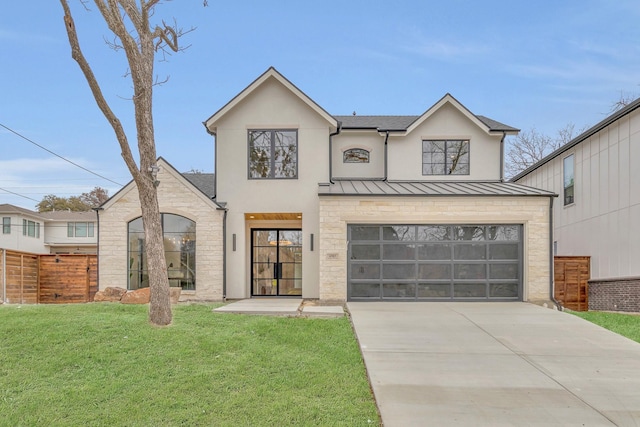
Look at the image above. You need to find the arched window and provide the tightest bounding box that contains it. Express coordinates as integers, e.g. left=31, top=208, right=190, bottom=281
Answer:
left=128, top=214, right=196, bottom=291
left=343, top=148, right=370, bottom=163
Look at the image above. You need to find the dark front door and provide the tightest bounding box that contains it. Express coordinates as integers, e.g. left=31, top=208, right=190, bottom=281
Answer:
left=251, top=229, right=302, bottom=296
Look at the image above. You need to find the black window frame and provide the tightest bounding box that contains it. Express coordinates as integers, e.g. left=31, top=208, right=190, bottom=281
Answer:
left=422, top=139, right=470, bottom=176
left=248, top=129, right=298, bottom=179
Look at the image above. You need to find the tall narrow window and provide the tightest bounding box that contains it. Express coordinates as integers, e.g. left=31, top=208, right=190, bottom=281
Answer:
left=563, top=154, right=574, bottom=205
left=344, top=148, right=370, bottom=163
left=422, top=140, right=470, bottom=175
left=2, top=217, right=10, bottom=234
left=248, top=130, right=298, bottom=179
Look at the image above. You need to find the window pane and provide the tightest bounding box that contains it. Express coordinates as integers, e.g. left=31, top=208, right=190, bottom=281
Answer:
left=351, top=245, right=380, bottom=260
left=490, top=264, right=519, bottom=279
left=75, top=222, right=87, bottom=237
left=563, top=154, right=575, bottom=205
left=417, top=264, right=451, bottom=280
left=454, top=264, right=486, bottom=279
left=351, top=264, right=380, bottom=280
left=489, top=283, right=519, bottom=298
left=382, top=263, right=415, bottom=280
left=249, top=131, right=272, bottom=178
left=417, top=244, right=451, bottom=260
left=28, top=221, right=35, bottom=237
left=88, top=223, right=94, bottom=237
left=383, top=244, right=415, bottom=260
left=351, top=283, right=381, bottom=298
left=453, top=226, right=485, bottom=241
left=351, top=226, right=379, bottom=241
left=344, top=148, right=369, bottom=163
left=67, top=223, right=74, bottom=237
left=454, top=244, right=486, bottom=260
left=382, top=226, right=415, bottom=241
left=487, top=226, right=519, bottom=241
left=417, top=226, right=450, bottom=241
left=446, top=140, right=469, bottom=175
left=383, top=283, right=416, bottom=298
left=453, top=283, right=486, bottom=298
left=417, top=283, right=451, bottom=298
left=489, top=244, right=519, bottom=260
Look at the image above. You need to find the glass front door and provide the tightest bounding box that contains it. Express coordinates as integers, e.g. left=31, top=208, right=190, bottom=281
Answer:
left=252, top=229, right=302, bottom=296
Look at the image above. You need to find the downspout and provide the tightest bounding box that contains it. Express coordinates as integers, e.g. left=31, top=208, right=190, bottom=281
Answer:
left=217, top=205, right=228, bottom=301
left=499, top=132, right=506, bottom=182
left=549, top=196, right=562, bottom=310
left=2, top=248, right=6, bottom=303
left=383, top=130, right=390, bottom=181
left=329, top=121, right=342, bottom=183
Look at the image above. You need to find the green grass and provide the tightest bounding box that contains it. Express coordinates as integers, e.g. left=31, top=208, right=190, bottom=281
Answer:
left=571, top=310, right=640, bottom=343
left=0, top=303, right=379, bottom=426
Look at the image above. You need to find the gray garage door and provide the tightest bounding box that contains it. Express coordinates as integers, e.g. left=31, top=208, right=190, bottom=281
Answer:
left=348, top=224, right=522, bottom=301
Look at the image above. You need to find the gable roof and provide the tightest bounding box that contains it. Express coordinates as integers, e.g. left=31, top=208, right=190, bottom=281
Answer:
left=99, top=157, right=220, bottom=210
left=39, top=210, right=97, bottom=221
left=0, top=203, right=42, bottom=218
left=203, top=67, right=338, bottom=133
left=334, top=94, right=518, bottom=135
left=512, top=96, right=640, bottom=181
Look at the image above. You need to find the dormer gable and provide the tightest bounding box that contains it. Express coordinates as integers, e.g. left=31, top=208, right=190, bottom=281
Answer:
left=203, top=67, right=338, bottom=134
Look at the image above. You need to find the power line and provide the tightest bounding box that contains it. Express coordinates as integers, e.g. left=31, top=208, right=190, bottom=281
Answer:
left=0, top=186, right=40, bottom=203
left=0, top=122, right=124, bottom=187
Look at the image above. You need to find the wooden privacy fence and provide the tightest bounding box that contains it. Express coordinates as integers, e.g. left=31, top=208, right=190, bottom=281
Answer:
left=554, top=256, right=590, bottom=311
left=1, top=249, right=97, bottom=304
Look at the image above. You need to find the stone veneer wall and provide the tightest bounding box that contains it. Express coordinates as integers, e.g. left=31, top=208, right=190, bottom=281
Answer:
left=318, top=196, right=552, bottom=303
left=98, top=167, right=224, bottom=301
left=588, top=277, right=640, bottom=313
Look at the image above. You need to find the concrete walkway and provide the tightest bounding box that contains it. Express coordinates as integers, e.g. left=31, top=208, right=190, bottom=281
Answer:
left=213, top=298, right=344, bottom=318
left=347, top=302, right=640, bottom=427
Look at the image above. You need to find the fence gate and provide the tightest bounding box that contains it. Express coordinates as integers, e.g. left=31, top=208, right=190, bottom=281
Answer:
left=554, top=256, right=590, bottom=311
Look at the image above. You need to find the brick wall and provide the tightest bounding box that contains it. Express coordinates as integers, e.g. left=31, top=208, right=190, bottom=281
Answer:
left=589, top=278, right=640, bottom=313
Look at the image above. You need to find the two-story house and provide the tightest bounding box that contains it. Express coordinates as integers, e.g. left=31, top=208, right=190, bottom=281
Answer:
left=98, top=67, right=556, bottom=304
left=0, top=204, right=97, bottom=254
left=514, top=97, right=640, bottom=312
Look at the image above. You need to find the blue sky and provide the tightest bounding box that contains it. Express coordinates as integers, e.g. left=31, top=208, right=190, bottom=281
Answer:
left=1, top=1, right=639, bottom=209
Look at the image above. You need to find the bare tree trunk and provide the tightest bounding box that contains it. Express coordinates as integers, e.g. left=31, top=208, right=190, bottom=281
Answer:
left=60, top=0, right=173, bottom=325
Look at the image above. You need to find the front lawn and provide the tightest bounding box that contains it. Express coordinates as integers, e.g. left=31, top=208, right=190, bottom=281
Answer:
left=571, top=310, right=640, bottom=343
left=0, top=303, right=379, bottom=426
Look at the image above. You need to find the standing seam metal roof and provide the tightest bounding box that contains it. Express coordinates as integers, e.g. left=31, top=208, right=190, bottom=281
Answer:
left=318, top=180, right=556, bottom=197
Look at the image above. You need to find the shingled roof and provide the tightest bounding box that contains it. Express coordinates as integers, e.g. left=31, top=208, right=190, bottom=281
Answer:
left=333, top=114, right=518, bottom=132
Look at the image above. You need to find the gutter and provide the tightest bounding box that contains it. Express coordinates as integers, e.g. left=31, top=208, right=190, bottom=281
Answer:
left=2, top=248, right=5, bottom=303
left=217, top=205, right=228, bottom=301
left=549, top=197, right=562, bottom=310
left=328, top=121, right=342, bottom=183
left=93, top=206, right=102, bottom=297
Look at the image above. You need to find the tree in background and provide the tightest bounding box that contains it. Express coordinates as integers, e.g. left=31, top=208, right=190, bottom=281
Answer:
left=59, top=1, right=202, bottom=326
left=37, top=186, right=110, bottom=212
left=505, top=123, right=582, bottom=179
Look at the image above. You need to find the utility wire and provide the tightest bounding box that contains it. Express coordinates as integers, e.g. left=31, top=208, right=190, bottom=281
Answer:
left=0, top=186, right=40, bottom=203
left=0, top=122, right=124, bottom=186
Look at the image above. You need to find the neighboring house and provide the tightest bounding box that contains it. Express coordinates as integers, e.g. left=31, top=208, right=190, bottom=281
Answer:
left=197, top=67, right=556, bottom=303
left=97, top=160, right=223, bottom=301
left=513, top=97, right=640, bottom=312
left=0, top=203, right=97, bottom=254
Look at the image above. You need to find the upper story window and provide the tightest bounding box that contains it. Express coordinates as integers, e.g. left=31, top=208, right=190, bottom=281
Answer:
left=344, top=148, right=370, bottom=163
left=22, top=219, right=40, bottom=238
left=563, top=154, right=575, bottom=205
left=2, top=217, right=10, bottom=234
left=422, top=140, right=470, bottom=175
left=248, top=130, right=298, bottom=179
left=67, top=222, right=95, bottom=238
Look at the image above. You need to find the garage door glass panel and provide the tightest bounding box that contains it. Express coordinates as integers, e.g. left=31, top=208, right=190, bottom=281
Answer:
left=383, top=283, right=416, bottom=298
left=418, top=226, right=450, bottom=241
left=383, top=244, right=416, bottom=260
left=489, top=264, right=519, bottom=279
left=454, top=264, right=486, bottom=279
left=351, top=226, right=380, bottom=240
left=453, top=226, right=485, bottom=241
left=490, top=283, right=519, bottom=297
left=454, top=244, right=486, bottom=260
left=351, top=245, right=380, bottom=260
left=351, top=283, right=381, bottom=298
left=489, top=244, right=519, bottom=260
left=383, top=263, right=416, bottom=279
left=417, top=283, right=451, bottom=297
left=418, top=244, right=451, bottom=260
left=454, top=283, right=487, bottom=297
left=487, top=225, right=519, bottom=240
left=418, top=264, right=451, bottom=279
left=351, top=264, right=380, bottom=279
left=382, top=226, right=416, bottom=241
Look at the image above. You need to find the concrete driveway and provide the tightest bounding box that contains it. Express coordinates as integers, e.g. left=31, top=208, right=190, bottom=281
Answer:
left=347, top=302, right=640, bottom=426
